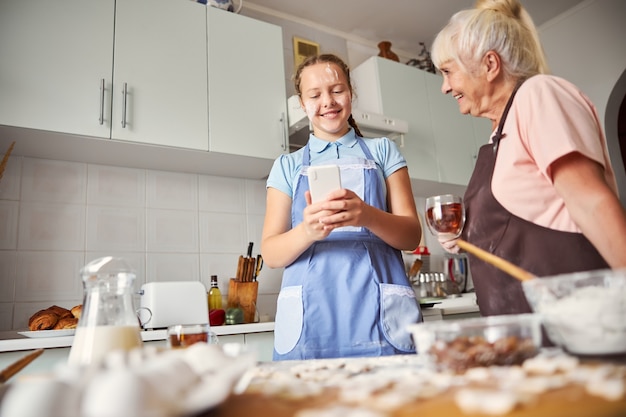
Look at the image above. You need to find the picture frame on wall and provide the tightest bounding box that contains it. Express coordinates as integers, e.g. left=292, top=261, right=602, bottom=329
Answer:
left=293, top=36, right=320, bottom=68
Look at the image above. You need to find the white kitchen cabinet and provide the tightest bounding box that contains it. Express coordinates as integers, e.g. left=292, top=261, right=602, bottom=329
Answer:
left=244, top=331, right=274, bottom=362
left=0, top=0, right=115, bottom=138
left=353, top=57, right=439, bottom=182
left=206, top=9, right=288, bottom=159
left=217, top=334, right=245, bottom=345
left=111, top=0, right=209, bottom=150
left=424, top=71, right=477, bottom=185
left=473, top=117, right=494, bottom=157
left=0, top=0, right=206, bottom=149
left=0, top=1, right=286, bottom=161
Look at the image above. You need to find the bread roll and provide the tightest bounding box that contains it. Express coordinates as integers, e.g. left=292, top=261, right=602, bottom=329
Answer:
left=53, top=317, right=78, bottom=330
left=28, top=309, right=59, bottom=331
left=71, top=304, right=82, bottom=319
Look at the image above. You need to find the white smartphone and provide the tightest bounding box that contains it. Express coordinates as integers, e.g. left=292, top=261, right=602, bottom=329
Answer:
left=308, top=165, right=342, bottom=203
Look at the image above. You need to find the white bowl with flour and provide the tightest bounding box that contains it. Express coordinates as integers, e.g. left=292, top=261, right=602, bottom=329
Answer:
left=523, top=269, right=626, bottom=355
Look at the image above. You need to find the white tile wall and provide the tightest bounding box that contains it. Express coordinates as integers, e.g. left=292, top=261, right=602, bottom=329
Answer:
left=87, top=164, right=145, bottom=207
left=146, top=253, right=200, bottom=283
left=21, top=159, right=86, bottom=204
left=199, top=175, right=246, bottom=213
left=86, top=206, right=146, bottom=252
left=18, top=202, right=86, bottom=251
left=0, top=303, right=13, bottom=330
left=199, top=212, right=247, bottom=253
left=0, top=251, right=16, bottom=303
left=0, top=157, right=284, bottom=331
left=15, top=251, right=84, bottom=302
left=0, top=157, right=22, bottom=201
left=0, top=201, right=19, bottom=250
left=147, top=170, right=197, bottom=210
left=147, top=208, right=199, bottom=253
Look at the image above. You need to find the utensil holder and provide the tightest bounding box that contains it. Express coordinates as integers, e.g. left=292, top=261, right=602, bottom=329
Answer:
left=227, top=279, right=258, bottom=324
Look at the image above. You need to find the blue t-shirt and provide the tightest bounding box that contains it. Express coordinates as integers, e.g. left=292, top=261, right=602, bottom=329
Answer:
left=267, top=128, right=407, bottom=198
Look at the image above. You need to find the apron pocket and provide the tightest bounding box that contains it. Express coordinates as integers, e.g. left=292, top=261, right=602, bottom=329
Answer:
left=380, top=283, right=421, bottom=352
left=274, top=285, right=303, bottom=355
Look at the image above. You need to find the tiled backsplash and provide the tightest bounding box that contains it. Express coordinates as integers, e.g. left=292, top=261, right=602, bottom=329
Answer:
left=0, top=156, right=284, bottom=331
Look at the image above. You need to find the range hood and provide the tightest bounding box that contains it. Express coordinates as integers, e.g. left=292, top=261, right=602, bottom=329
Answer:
left=287, top=95, right=408, bottom=150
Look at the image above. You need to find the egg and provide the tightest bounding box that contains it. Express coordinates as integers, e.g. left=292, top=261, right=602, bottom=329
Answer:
left=81, top=368, right=169, bottom=417
left=0, top=378, right=80, bottom=417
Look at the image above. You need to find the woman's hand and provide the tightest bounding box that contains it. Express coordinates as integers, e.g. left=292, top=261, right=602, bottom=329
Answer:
left=438, top=236, right=460, bottom=254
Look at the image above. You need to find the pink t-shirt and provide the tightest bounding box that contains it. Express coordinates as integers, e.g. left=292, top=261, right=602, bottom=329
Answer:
left=490, top=75, right=617, bottom=232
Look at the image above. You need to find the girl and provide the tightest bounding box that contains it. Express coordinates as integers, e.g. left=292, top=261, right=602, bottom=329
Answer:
left=262, top=54, right=422, bottom=360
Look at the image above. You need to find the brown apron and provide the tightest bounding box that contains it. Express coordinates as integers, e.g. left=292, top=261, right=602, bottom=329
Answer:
left=462, top=80, right=608, bottom=317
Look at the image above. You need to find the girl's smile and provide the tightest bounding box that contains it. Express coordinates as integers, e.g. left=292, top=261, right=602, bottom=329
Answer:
left=299, top=62, right=352, bottom=141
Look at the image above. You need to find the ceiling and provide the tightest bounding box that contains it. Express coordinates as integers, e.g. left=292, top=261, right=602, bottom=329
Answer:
left=241, top=0, right=585, bottom=57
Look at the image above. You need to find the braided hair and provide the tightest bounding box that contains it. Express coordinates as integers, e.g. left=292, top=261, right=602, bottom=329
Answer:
left=293, top=54, right=364, bottom=137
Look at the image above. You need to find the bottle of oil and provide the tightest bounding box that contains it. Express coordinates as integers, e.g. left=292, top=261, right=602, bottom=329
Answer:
left=208, top=275, right=222, bottom=311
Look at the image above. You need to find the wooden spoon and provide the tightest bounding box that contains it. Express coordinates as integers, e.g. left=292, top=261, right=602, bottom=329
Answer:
left=0, top=348, right=44, bottom=383
left=456, top=239, right=535, bottom=282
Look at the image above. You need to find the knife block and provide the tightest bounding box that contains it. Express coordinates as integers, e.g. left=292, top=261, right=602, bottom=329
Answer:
left=227, top=279, right=258, bottom=324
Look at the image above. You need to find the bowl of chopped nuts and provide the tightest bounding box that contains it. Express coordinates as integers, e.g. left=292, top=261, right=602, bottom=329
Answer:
left=407, top=314, right=542, bottom=373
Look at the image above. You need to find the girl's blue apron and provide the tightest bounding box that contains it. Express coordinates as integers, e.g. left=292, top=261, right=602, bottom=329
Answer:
left=273, top=138, right=422, bottom=360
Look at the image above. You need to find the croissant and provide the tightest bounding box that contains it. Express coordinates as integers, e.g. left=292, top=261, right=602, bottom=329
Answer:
left=46, top=305, right=73, bottom=319
left=53, top=317, right=78, bottom=330
left=71, top=304, right=82, bottom=319
left=28, top=309, right=58, bottom=331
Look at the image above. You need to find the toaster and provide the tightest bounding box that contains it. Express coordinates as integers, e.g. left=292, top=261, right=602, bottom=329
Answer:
left=138, top=281, right=209, bottom=329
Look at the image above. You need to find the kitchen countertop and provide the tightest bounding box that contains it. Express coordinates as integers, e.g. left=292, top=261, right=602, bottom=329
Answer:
left=420, top=291, right=478, bottom=319
left=0, top=321, right=275, bottom=353
left=430, top=291, right=478, bottom=314
left=0, top=294, right=478, bottom=353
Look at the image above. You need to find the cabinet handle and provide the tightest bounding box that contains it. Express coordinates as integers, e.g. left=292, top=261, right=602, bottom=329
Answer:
left=98, top=79, right=105, bottom=125
left=280, top=112, right=288, bottom=151
left=121, top=82, right=128, bottom=128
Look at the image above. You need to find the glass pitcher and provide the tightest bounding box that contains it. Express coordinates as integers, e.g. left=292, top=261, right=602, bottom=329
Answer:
left=67, top=256, right=143, bottom=366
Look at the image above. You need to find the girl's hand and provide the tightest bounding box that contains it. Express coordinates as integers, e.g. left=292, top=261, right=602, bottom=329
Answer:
left=301, top=190, right=342, bottom=240
left=316, top=189, right=368, bottom=231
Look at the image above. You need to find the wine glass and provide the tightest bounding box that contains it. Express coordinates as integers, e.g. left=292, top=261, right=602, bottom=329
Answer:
left=424, top=194, right=465, bottom=239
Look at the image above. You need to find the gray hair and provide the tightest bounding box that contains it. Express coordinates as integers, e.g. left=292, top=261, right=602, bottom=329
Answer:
left=431, top=0, right=549, bottom=80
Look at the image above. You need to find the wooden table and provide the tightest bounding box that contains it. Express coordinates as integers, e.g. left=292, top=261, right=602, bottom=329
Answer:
left=206, top=353, right=626, bottom=417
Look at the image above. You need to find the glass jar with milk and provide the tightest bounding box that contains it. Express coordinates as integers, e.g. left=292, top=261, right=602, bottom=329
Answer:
left=68, top=256, right=143, bottom=366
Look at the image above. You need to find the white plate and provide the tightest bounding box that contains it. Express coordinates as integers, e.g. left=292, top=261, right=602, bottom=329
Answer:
left=17, top=329, right=75, bottom=338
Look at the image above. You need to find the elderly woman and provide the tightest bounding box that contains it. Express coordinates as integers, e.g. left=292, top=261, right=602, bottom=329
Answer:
left=432, top=0, right=626, bottom=316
